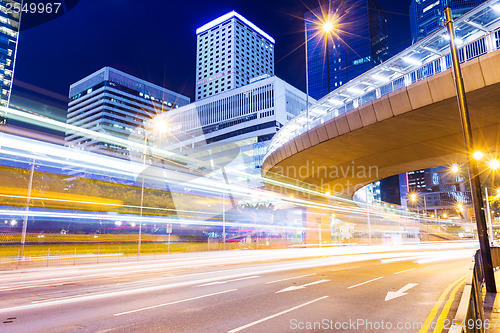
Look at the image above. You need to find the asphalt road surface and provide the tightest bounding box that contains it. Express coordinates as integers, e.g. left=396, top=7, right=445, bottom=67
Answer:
left=0, top=243, right=476, bottom=332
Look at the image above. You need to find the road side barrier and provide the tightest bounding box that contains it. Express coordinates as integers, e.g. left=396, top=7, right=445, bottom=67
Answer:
left=450, top=247, right=500, bottom=333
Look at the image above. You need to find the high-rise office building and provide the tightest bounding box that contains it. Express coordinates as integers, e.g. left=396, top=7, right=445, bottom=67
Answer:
left=195, top=11, right=275, bottom=101
left=304, top=0, right=389, bottom=100
left=156, top=75, right=312, bottom=187
left=66, top=67, right=190, bottom=158
left=400, top=166, right=471, bottom=216
left=410, top=0, right=485, bottom=42
left=0, top=0, right=21, bottom=124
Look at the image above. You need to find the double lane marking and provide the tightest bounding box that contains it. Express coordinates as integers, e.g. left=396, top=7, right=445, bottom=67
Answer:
left=418, top=275, right=467, bottom=333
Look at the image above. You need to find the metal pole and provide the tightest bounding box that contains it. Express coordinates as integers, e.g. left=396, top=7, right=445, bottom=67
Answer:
left=365, top=188, right=371, bottom=245
left=424, top=195, right=429, bottom=241
left=21, top=158, right=35, bottom=257
left=445, top=7, right=496, bottom=292
left=138, top=132, right=147, bottom=259
left=318, top=224, right=322, bottom=248
left=304, top=19, right=310, bottom=130
left=486, top=187, right=494, bottom=243
left=222, top=192, right=226, bottom=248
left=325, top=35, right=331, bottom=93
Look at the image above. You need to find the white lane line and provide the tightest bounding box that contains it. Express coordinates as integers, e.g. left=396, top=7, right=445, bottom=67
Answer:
left=332, top=266, right=360, bottom=272
left=114, top=289, right=237, bottom=316
left=265, top=273, right=316, bottom=284
left=197, top=276, right=259, bottom=287
left=381, top=256, right=427, bottom=264
left=393, top=268, right=416, bottom=275
left=276, top=279, right=330, bottom=293
left=227, top=296, right=329, bottom=333
left=347, top=277, right=383, bottom=289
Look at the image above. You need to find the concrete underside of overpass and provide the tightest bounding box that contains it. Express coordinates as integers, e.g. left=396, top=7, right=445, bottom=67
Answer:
left=262, top=50, right=500, bottom=195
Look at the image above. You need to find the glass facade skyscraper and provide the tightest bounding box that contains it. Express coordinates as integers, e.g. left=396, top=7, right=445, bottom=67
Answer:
left=155, top=75, right=312, bottom=188
left=304, top=0, right=389, bottom=100
left=410, top=0, right=485, bottom=42
left=0, top=0, right=21, bottom=124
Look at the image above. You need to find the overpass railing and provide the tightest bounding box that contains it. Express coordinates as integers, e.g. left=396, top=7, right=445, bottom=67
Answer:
left=265, top=0, right=500, bottom=161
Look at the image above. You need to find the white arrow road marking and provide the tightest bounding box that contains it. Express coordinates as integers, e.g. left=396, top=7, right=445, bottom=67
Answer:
left=197, top=276, right=259, bottom=287
left=385, top=283, right=418, bottom=301
left=276, top=279, right=330, bottom=293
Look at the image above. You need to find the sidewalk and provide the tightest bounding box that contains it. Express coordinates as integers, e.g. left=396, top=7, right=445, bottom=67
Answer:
left=483, top=270, right=500, bottom=332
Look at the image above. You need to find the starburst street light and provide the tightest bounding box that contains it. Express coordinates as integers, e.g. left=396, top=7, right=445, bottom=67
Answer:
left=451, top=164, right=460, bottom=174
left=322, top=21, right=334, bottom=33
left=153, top=117, right=169, bottom=133
left=410, top=193, right=417, bottom=202
left=304, top=9, right=339, bottom=131
left=489, top=159, right=500, bottom=170
left=473, top=151, right=484, bottom=160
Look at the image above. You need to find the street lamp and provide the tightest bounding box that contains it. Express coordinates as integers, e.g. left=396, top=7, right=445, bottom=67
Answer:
left=322, top=21, right=334, bottom=33
left=322, top=20, right=336, bottom=95
left=473, top=151, right=484, bottom=160
left=489, top=159, right=500, bottom=170
left=21, top=158, right=35, bottom=257
left=304, top=13, right=337, bottom=130
left=137, top=117, right=168, bottom=258
left=445, top=6, right=495, bottom=291
left=410, top=192, right=429, bottom=240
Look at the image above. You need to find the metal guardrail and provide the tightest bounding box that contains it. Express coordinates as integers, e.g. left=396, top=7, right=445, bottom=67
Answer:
left=265, top=0, right=500, bottom=161
left=451, top=247, right=500, bottom=333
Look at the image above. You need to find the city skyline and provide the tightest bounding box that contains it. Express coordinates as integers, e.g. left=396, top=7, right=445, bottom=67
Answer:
left=0, top=1, right=499, bottom=330
left=11, top=0, right=413, bottom=121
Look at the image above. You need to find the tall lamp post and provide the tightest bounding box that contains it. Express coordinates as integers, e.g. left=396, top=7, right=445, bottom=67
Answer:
left=410, top=192, right=430, bottom=241
left=137, top=118, right=168, bottom=259
left=444, top=7, right=496, bottom=292
left=21, top=158, right=35, bottom=257
left=304, top=15, right=336, bottom=130
left=323, top=21, right=334, bottom=93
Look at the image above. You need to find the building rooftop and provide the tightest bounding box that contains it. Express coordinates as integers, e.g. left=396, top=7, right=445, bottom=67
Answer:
left=195, top=10, right=275, bottom=44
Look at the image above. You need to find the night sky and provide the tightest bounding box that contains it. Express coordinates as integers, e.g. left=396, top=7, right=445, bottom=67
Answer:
left=11, top=0, right=412, bottom=121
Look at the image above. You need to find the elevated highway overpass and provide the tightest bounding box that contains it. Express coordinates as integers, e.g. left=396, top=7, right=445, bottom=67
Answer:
left=262, top=1, right=500, bottom=195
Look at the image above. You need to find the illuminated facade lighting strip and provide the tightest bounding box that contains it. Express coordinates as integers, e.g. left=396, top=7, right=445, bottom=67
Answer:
left=196, top=10, right=275, bottom=44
